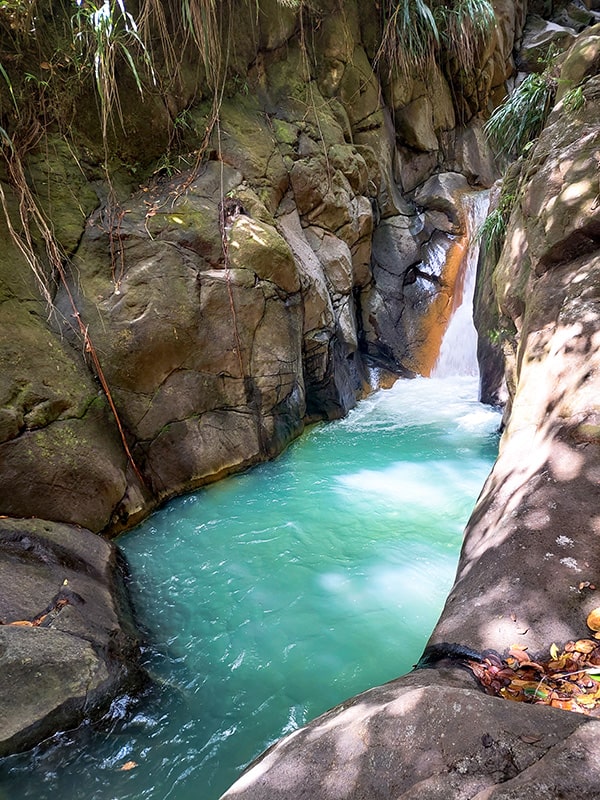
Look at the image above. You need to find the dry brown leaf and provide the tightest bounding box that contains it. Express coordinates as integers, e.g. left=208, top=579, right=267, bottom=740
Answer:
left=587, top=608, right=600, bottom=632
left=509, top=648, right=530, bottom=664
left=574, top=639, right=597, bottom=654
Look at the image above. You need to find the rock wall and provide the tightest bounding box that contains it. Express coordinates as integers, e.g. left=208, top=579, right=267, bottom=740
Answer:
left=220, top=14, right=600, bottom=799
left=0, top=0, right=521, bottom=535
left=0, top=0, right=558, bottom=760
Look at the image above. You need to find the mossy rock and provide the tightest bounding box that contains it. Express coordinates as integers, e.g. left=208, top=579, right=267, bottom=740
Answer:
left=228, top=216, right=299, bottom=293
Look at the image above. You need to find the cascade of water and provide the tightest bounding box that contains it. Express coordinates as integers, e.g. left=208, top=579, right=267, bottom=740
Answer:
left=432, top=190, right=490, bottom=379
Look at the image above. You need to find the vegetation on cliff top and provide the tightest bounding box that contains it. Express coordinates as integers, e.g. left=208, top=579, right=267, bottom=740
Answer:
left=376, top=0, right=496, bottom=105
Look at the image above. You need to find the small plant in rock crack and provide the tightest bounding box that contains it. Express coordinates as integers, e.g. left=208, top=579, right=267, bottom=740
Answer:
left=562, top=84, right=586, bottom=115
left=477, top=166, right=521, bottom=262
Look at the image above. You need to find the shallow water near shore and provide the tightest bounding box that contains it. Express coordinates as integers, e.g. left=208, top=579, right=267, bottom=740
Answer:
left=0, top=374, right=500, bottom=800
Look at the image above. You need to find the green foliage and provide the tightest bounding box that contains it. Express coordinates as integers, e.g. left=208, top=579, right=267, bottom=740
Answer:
left=377, top=0, right=496, bottom=111
left=71, top=0, right=155, bottom=143
left=434, top=0, right=495, bottom=84
left=562, top=84, right=585, bottom=115
left=0, top=60, right=18, bottom=112
left=484, top=72, right=557, bottom=160
left=477, top=167, right=520, bottom=262
left=376, top=0, right=439, bottom=82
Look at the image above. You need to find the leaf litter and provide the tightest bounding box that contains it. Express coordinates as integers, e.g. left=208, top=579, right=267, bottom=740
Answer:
left=468, top=607, right=600, bottom=716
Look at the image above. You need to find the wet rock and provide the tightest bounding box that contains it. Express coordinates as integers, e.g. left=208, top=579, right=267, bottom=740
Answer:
left=414, top=172, right=471, bottom=231
left=0, top=517, right=141, bottom=757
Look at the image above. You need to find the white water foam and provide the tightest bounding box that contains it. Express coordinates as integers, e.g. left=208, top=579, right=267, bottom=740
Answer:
left=432, top=191, right=490, bottom=379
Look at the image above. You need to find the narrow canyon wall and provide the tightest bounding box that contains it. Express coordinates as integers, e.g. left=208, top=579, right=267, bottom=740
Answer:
left=220, top=14, right=600, bottom=800
left=0, top=0, right=520, bottom=535
left=3, top=0, right=592, bottom=765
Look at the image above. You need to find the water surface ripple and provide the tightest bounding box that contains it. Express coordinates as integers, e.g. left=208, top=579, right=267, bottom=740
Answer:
left=1, top=375, right=500, bottom=800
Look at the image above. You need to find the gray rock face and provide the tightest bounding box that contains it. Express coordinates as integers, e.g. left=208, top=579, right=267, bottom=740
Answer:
left=221, top=668, right=600, bottom=800
left=220, top=20, right=600, bottom=800
left=0, top=518, right=141, bottom=756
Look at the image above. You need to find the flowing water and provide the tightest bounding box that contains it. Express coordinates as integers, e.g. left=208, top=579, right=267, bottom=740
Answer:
left=433, top=191, right=489, bottom=379
left=0, top=193, right=500, bottom=800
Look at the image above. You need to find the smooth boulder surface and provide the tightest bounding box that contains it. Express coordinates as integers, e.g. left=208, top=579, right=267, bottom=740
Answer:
left=221, top=669, right=600, bottom=799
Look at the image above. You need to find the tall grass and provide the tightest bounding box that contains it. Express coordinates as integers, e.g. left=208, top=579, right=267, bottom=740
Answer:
left=484, top=72, right=556, bottom=159
left=435, top=0, right=495, bottom=83
left=71, top=0, right=155, bottom=146
left=377, top=0, right=495, bottom=98
left=376, top=0, right=439, bottom=82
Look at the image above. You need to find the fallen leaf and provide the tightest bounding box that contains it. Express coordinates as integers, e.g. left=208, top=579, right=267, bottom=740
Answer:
left=550, top=643, right=559, bottom=660
left=509, top=647, right=530, bottom=664
left=119, top=761, right=138, bottom=771
left=574, top=639, right=597, bottom=654
left=574, top=694, right=597, bottom=706
left=587, top=608, right=600, bottom=632
left=550, top=698, right=578, bottom=711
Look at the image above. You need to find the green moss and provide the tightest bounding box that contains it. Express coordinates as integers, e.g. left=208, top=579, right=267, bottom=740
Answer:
left=271, top=118, right=300, bottom=146
left=25, top=136, right=98, bottom=256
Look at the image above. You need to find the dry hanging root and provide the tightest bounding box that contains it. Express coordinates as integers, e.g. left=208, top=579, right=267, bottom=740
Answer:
left=0, top=584, right=83, bottom=628
left=0, top=141, right=146, bottom=489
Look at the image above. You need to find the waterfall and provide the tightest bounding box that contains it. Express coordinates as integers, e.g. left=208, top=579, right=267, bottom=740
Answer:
left=432, top=190, right=490, bottom=379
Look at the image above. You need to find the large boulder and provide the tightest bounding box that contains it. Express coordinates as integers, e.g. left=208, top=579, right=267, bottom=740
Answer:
left=54, top=162, right=307, bottom=514
left=221, top=668, right=600, bottom=799
left=0, top=517, right=141, bottom=756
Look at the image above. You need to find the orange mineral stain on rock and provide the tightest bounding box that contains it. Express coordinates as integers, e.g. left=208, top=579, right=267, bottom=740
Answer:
left=413, top=234, right=469, bottom=377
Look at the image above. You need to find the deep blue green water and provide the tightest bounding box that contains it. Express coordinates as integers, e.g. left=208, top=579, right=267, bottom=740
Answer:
left=0, top=374, right=500, bottom=800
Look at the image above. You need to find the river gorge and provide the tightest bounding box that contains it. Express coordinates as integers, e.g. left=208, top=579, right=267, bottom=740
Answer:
left=2, top=0, right=600, bottom=796
left=1, top=374, right=500, bottom=799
